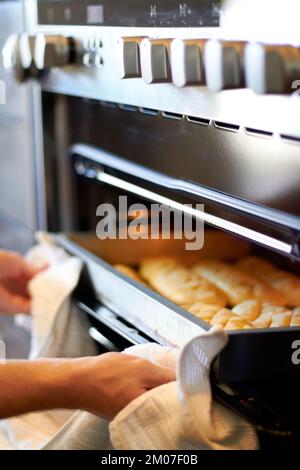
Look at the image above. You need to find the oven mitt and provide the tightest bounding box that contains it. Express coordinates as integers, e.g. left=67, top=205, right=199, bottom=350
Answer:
left=110, top=327, right=258, bottom=450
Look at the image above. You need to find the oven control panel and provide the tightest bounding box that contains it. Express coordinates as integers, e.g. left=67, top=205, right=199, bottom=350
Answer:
left=5, top=29, right=300, bottom=98
left=117, top=36, right=300, bottom=94
left=2, top=32, right=105, bottom=81
left=82, top=36, right=103, bottom=68
left=2, top=0, right=300, bottom=138
left=2, top=33, right=80, bottom=82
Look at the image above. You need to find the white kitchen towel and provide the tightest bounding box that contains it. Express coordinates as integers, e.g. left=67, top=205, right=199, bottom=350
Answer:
left=110, top=327, right=258, bottom=450
left=44, top=328, right=258, bottom=450
left=25, top=232, right=97, bottom=359
left=0, top=233, right=98, bottom=450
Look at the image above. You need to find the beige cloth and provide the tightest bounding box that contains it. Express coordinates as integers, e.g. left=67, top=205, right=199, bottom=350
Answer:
left=45, top=328, right=258, bottom=450
left=111, top=328, right=258, bottom=450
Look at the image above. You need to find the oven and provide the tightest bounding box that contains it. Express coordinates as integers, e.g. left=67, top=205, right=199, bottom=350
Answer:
left=3, top=0, right=300, bottom=448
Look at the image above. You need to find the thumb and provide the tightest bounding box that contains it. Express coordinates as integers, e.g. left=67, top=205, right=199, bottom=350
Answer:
left=0, top=283, right=31, bottom=315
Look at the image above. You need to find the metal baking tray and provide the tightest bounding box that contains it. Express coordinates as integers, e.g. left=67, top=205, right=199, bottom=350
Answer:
left=55, top=233, right=300, bottom=383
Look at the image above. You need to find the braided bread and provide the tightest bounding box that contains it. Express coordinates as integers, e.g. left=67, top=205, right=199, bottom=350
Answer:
left=236, top=256, right=300, bottom=307
left=139, top=257, right=227, bottom=306
left=183, top=302, right=225, bottom=323
left=185, top=299, right=300, bottom=330
left=192, top=260, right=285, bottom=307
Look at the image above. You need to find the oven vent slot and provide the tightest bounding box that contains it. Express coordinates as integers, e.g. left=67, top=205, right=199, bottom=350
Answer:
left=280, top=134, right=300, bottom=145
left=244, top=127, right=273, bottom=138
left=118, top=104, right=138, bottom=112
left=139, top=107, right=160, bottom=116
left=161, top=111, right=183, bottom=120
left=213, top=121, right=240, bottom=132
left=186, top=116, right=211, bottom=126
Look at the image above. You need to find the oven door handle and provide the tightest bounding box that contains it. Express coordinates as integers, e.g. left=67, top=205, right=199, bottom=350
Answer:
left=71, top=143, right=294, bottom=256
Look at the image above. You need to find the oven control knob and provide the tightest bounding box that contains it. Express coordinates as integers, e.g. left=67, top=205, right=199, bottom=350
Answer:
left=140, top=38, right=172, bottom=84
left=205, top=40, right=246, bottom=91
left=2, top=34, right=37, bottom=82
left=245, top=43, right=300, bottom=94
left=34, top=34, right=77, bottom=71
left=171, top=39, right=206, bottom=88
left=117, top=37, right=145, bottom=79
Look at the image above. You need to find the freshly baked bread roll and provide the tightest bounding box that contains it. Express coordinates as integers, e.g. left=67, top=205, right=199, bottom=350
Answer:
left=251, top=305, right=287, bottom=329
left=269, top=310, right=292, bottom=328
left=251, top=311, right=273, bottom=329
left=224, top=315, right=253, bottom=330
left=236, top=256, right=300, bottom=307
left=139, top=257, right=227, bottom=306
left=209, top=309, right=232, bottom=327
left=185, top=302, right=252, bottom=330
left=291, top=308, right=300, bottom=327
left=186, top=298, right=299, bottom=330
left=186, top=298, right=300, bottom=330
left=114, top=264, right=146, bottom=285
left=232, top=299, right=262, bottom=323
left=184, top=303, right=223, bottom=323
left=192, top=260, right=285, bottom=307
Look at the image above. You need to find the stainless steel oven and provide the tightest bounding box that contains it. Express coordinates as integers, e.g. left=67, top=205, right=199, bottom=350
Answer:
left=3, top=0, right=300, bottom=447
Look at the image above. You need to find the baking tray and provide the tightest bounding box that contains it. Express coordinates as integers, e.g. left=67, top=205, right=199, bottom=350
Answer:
left=55, top=233, right=300, bottom=383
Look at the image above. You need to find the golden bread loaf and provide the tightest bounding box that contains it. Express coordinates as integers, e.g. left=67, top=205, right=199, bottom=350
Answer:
left=192, top=260, right=285, bottom=307
left=251, top=309, right=273, bottom=329
left=139, top=257, right=227, bottom=306
left=209, top=309, right=232, bottom=327
left=229, top=303, right=300, bottom=329
left=291, top=308, right=300, bottom=327
left=184, top=302, right=224, bottom=323
left=231, top=299, right=262, bottom=323
left=134, top=254, right=300, bottom=331
left=223, top=315, right=253, bottom=330
left=236, top=256, right=300, bottom=307
left=184, top=302, right=253, bottom=330
left=185, top=299, right=300, bottom=331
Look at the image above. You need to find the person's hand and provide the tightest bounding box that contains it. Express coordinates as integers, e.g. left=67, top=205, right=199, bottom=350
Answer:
left=69, top=352, right=176, bottom=420
left=0, top=250, right=46, bottom=314
left=0, top=353, right=175, bottom=419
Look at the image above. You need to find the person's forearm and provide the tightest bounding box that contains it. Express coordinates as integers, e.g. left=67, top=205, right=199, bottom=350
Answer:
left=0, top=358, right=80, bottom=419
left=0, top=353, right=175, bottom=420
